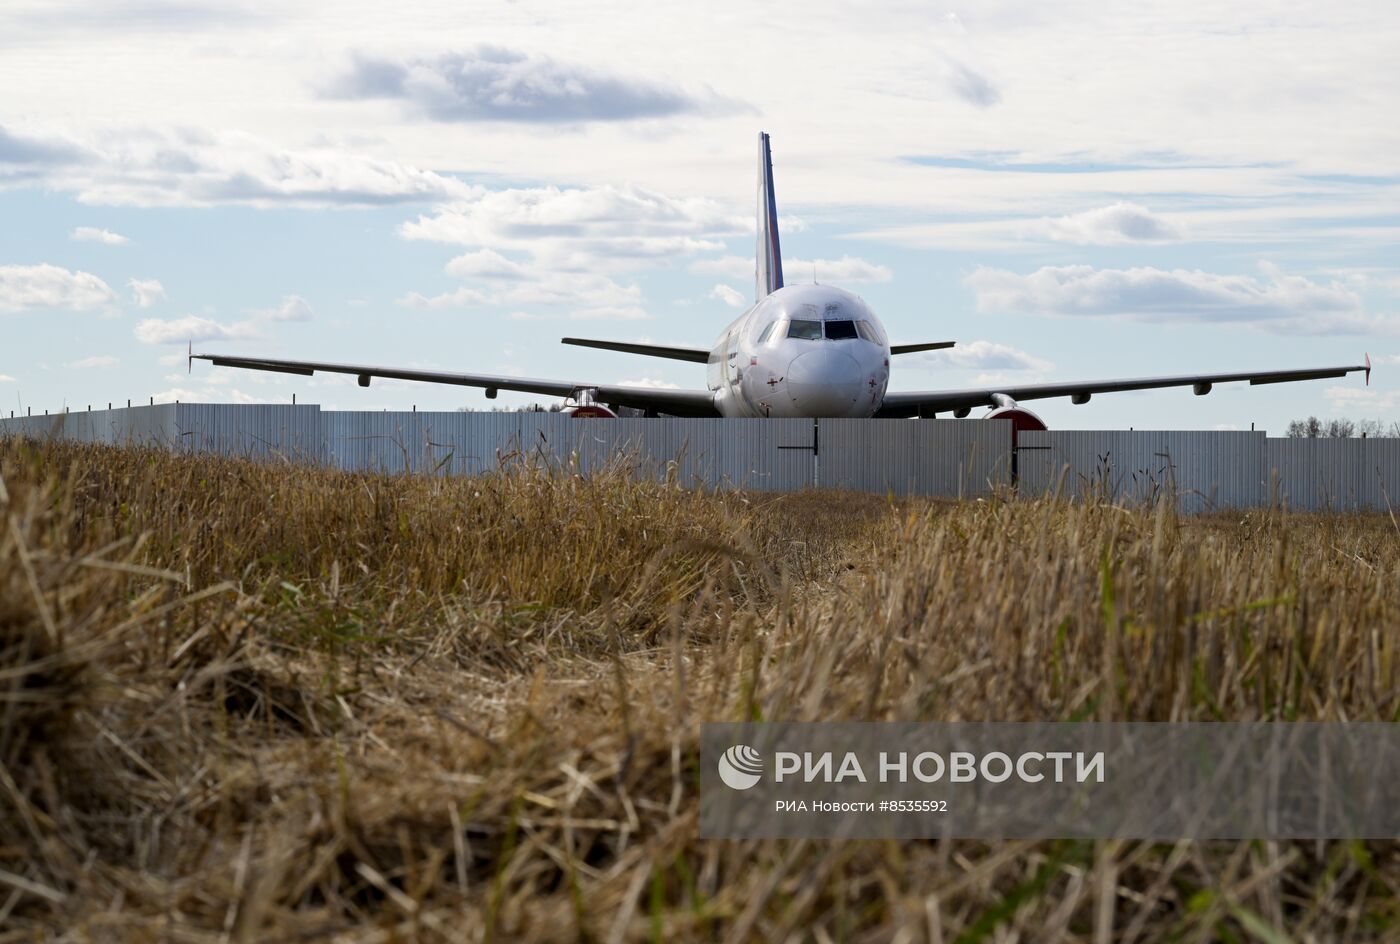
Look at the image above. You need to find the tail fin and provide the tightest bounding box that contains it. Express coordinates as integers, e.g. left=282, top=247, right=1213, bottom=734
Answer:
left=756, top=131, right=783, bottom=301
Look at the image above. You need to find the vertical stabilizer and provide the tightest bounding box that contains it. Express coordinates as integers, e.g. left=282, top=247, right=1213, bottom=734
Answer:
left=756, top=132, right=784, bottom=301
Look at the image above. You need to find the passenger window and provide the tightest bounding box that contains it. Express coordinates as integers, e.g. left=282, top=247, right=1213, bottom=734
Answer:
left=825, top=320, right=858, bottom=340
left=787, top=319, right=822, bottom=340
left=756, top=321, right=776, bottom=344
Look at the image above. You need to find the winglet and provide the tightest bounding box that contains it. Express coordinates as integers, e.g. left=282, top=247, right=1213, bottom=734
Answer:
left=187, top=339, right=193, bottom=375
left=1365, top=352, right=1371, bottom=386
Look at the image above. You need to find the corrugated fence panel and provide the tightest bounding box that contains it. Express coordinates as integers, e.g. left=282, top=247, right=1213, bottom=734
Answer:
left=0, top=405, right=179, bottom=447
left=1265, top=438, right=1372, bottom=511
left=1018, top=430, right=1269, bottom=509
left=7, top=403, right=1400, bottom=510
left=175, top=403, right=327, bottom=463
left=1360, top=439, right=1400, bottom=512
left=819, top=419, right=1011, bottom=496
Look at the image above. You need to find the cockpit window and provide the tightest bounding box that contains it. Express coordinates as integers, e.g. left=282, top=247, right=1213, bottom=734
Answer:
left=756, top=321, right=777, bottom=344
left=787, top=319, right=823, bottom=340
left=824, top=320, right=858, bottom=340
left=856, top=320, right=887, bottom=345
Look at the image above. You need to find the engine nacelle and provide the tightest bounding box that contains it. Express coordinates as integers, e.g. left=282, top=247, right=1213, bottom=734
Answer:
left=569, top=404, right=618, bottom=418
left=983, top=404, right=1048, bottom=447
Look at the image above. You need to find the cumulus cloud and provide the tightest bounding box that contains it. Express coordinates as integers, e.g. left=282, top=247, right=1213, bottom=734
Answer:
left=444, top=249, right=530, bottom=280
left=0, top=264, right=116, bottom=312
left=1, top=123, right=468, bottom=208
left=710, top=283, right=745, bottom=307
left=401, top=184, right=745, bottom=317
left=401, top=184, right=740, bottom=268
left=67, top=354, right=119, bottom=369
left=71, top=226, right=129, bottom=245
left=1022, top=202, right=1181, bottom=244
left=0, top=374, right=15, bottom=383
left=401, top=276, right=647, bottom=319
left=914, top=340, right=1051, bottom=372
left=129, top=277, right=166, bottom=307
left=689, top=254, right=892, bottom=283
left=0, top=125, right=87, bottom=167
left=966, top=262, right=1393, bottom=334
left=134, top=314, right=259, bottom=344
left=327, top=47, right=743, bottom=123
left=252, top=294, right=312, bottom=321
left=617, top=377, right=680, bottom=389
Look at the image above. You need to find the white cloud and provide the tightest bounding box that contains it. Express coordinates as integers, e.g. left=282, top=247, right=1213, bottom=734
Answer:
left=326, top=47, right=744, bottom=123
left=67, top=355, right=119, bottom=369
left=914, top=340, right=1051, bottom=372
left=128, top=277, right=166, bottom=308
left=1324, top=385, right=1400, bottom=413
left=252, top=294, right=312, bottom=321
left=71, top=226, right=129, bottom=245
left=942, top=58, right=1000, bottom=108
left=401, top=184, right=740, bottom=269
left=444, top=249, right=530, bottom=280
left=709, top=283, right=744, bottom=307
left=5, top=125, right=470, bottom=208
left=150, top=387, right=202, bottom=404
left=966, top=262, right=1393, bottom=335
left=1021, top=202, right=1181, bottom=245
left=788, top=256, right=893, bottom=283
left=0, top=264, right=116, bottom=312
left=0, top=374, right=15, bottom=383
left=399, top=287, right=491, bottom=309
left=617, top=376, right=680, bottom=389
left=689, top=254, right=892, bottom=284
left=134, top=314, right=259, bottom=344
left=401, top=183, right=741, bottom=318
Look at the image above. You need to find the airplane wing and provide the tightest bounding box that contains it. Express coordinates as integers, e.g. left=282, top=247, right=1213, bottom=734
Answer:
left=875, top=359, right=1372, bottom=418
left=560, top=338, right=710, bottom=363
left=192, top=353, right=720, bottom=416
left=890, top=341, right=956, bottom=355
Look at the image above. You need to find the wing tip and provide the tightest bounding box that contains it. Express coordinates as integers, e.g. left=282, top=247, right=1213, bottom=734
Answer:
left=1365, top=352, right=1371, bottom=386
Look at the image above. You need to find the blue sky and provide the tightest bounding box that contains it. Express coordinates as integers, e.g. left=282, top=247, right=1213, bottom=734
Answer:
left=2, top=1, right=1398, bottom=431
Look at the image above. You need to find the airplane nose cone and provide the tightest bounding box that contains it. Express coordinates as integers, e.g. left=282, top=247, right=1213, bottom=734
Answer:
left=787, top=349, right=866, bottom=416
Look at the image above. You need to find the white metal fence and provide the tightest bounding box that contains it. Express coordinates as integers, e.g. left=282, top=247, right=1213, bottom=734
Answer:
left=2, top=404, right=1396, bottom=509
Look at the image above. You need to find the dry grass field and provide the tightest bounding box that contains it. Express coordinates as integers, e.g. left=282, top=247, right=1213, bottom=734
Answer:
left=3, top=437, right=1399, bottom=942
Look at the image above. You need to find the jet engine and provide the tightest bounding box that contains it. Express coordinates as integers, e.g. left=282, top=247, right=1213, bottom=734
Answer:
left=570, top=404, right=619, bottom=418
left=983, top=394, right=1047, bottom=447
left=566, top=387, right=618, bottom=418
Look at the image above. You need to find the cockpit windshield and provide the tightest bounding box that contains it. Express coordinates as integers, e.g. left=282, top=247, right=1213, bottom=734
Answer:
left=786, top=319, right=823, bottom=340
left=824, top=320, right=858, bottom=340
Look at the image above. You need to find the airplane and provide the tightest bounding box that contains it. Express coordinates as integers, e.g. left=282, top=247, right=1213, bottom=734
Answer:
left=194, top=132, right=1371, bottom=427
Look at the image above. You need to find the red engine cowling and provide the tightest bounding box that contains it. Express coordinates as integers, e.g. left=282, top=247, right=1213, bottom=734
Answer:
left=569, top=404, right=618, bottom=418
left=984, top=405, right=1047, bottom=447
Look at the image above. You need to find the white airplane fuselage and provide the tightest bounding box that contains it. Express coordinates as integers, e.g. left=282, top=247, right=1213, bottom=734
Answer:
left=707, top=283, right=890, bottom=418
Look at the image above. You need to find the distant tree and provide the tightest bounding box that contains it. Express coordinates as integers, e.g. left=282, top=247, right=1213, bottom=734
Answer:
left=1324, top=418, right=1356, bottom=439
left=1286, top=416, right=1324, bottom=438
left=1357, top=418, right=1386, bottom=439
left=1285, top=416, right=1396, bottom=438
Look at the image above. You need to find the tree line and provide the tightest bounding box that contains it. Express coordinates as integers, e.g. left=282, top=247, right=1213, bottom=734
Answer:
left=1285, top=417, right=1400, bottom=438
